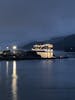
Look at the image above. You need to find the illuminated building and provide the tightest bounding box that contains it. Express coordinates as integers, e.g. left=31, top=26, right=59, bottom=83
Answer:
left=32, top=44, right=54, bottom=58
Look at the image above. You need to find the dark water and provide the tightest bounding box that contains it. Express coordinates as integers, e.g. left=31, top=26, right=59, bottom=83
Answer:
left=0, top=58, right=75, bottom=100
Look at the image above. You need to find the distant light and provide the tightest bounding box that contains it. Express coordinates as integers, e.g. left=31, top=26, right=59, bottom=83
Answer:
left=70, top=48, right=72, bottom=50
left=12, top=45, right=17, bottom=50
left=6, top=46, right=9, bottom=50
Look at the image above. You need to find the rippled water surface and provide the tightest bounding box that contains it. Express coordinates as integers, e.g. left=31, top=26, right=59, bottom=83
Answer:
left=0, top=58, right=75, bottom=100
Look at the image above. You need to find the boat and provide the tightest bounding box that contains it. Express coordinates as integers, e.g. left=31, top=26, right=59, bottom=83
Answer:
left=32, top=44, right=54, bottom=58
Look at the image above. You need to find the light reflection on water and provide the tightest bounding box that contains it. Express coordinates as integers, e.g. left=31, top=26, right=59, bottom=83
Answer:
left=12, top=61, right=18, bottom=100
left=6, top=61, right=18, bottom=100
left=39, top=60, right=53, bottom=87
left=0, top=59, right=75, bottom=100
left=0, top=62, right=1, bottom=83
left=6, top=61, right=9, bottom=77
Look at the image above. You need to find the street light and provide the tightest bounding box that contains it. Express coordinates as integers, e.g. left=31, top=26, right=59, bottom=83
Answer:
left=12, top=45, right=17, bottom=50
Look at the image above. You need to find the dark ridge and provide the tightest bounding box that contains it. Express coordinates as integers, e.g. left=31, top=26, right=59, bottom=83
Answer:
left=21, top=34, right=75, bottom=51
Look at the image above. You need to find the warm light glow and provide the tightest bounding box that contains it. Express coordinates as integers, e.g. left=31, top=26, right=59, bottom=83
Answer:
left=32, top=44, right=54, bottom=58
left=12, top=61, right=17, bottom=78
left=12, top=45, right=17, bottom=50
left=37, top=51, right=53, bottom=58
left=12, top=61, right=18, bottom=100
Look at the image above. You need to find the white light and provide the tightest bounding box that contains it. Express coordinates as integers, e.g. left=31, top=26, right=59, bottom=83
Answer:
left=12, top=45, right=17, bottom=50
left=6, top=46, right=9, bottom=50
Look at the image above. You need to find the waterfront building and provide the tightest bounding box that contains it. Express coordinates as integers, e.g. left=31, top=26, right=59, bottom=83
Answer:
left=32, top=44, right=54, bottom=58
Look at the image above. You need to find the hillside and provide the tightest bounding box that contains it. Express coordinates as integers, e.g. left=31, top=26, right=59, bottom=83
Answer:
left=22, top=34, right=75, bottom=50
left=53, top=34, right=75, bottom=50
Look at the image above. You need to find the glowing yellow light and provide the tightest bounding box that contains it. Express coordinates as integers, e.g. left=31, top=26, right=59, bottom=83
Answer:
left=12, top=61, right=18, bottom=100
left=12, top=45, right=17, bottom=50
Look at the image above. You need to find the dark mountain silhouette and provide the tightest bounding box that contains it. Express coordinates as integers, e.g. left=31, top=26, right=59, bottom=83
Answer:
left=22, top=34, right=75, bottom=51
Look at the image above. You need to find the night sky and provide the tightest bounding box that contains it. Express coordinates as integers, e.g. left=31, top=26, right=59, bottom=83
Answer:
left=0, top=0, right=75, bottom=42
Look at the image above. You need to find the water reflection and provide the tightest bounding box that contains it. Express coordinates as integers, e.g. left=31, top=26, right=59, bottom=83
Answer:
left=1, top=59, right=75, bottom=100
left=12, top=61, right=18, bottom=100
left=40, top=60, right=54, bottom=88
left=0, top=62, right=1, bottom=83
left=42, top=60, right=53, bottom=67
left=6, top=61, right=9, bottom=77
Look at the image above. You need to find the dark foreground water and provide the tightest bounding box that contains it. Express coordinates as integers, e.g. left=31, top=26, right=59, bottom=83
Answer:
left=0, top=58, right=75, bottom=100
